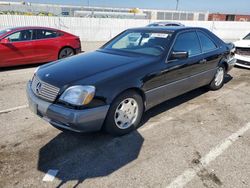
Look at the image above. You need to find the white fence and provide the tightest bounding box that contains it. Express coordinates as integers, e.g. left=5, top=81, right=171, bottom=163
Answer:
left=1, top=15, right=250, bottom=42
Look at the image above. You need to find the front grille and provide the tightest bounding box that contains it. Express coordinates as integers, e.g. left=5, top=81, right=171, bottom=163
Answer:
left=31, top=75, right=60, bottom=102
left=236, top=47, right=250, bottom=56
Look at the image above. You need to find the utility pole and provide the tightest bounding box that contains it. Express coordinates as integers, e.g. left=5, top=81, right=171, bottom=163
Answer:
left=175, top=0, right=179, bottom=10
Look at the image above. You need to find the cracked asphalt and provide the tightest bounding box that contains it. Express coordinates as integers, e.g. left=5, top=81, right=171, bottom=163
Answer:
left=0, top=65, right=249, bottom=188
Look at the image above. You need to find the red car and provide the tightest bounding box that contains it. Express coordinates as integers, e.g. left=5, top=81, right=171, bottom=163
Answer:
left=0, top=26, right=81, bottom=68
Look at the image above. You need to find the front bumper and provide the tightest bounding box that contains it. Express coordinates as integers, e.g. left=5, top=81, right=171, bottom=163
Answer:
left=235, top=54, right=250, bottom=68
left=26, top=81, right=109, bottom=133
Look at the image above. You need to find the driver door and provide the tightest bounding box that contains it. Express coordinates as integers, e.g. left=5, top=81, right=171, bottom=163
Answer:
left=0, top=29, right=35, bottom=67
left=145, top=31, right=210, bottom=108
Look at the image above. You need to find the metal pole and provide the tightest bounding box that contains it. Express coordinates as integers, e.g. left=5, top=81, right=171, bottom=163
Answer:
left=176, top=0, right=179, bottom=10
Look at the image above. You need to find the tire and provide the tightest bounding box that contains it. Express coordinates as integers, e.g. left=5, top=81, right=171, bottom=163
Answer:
left=58, top=47, right=75, bottom=59
left=208, top=64, right=226, bottom=90
left=104, top=91, right=144, bottom=136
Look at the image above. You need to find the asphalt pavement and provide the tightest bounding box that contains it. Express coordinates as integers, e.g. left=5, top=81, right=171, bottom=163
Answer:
left=0, top=65, right=249, bottom=188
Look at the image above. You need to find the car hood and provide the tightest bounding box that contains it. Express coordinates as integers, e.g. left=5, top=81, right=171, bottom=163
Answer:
left=37, top=50, right=146, bottom=88
left=234, top=40, right=250, bottom=48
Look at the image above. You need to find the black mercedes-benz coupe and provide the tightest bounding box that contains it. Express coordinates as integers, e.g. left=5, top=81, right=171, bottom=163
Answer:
left=27, top=27, right=236, bottom=136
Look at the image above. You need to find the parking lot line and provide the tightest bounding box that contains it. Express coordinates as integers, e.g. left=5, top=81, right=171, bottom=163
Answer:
left=0, top=105, right=28, bottom=114
left=166, top=122, right=250, bottom=188
left=42, top=169, right=59, bottom=182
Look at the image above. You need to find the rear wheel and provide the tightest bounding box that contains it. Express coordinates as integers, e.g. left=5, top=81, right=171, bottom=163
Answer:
left=208, top=64, right=226, bottom=90
left=58, top=47, right=75, bottom=59
left=104, top=91, right=144, bottom=136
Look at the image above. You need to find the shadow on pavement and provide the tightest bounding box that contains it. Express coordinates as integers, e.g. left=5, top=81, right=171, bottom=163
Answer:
left=38, top=131, right=143, bottom=187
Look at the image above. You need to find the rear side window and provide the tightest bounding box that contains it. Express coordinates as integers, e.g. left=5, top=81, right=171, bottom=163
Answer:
left=33, top=29, right=58, bottom=40
left=172, top=31, right=201, bottom=56
left=197, top=31, right=217, bottom=52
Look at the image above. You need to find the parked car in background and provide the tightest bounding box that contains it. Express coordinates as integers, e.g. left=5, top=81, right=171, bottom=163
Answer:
left=0, top=26, right=81, bottom=68
left=27, top=27, right=235, bottom=136
left=147, top=22, right=184, bottom=27
left=234, top=33, right=250, bottom=68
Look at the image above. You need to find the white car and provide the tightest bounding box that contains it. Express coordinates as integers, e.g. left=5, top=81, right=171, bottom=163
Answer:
left=234, top=33, right=250, bottom=68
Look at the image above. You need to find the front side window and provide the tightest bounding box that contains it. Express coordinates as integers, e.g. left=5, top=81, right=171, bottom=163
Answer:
left=172, top=31, right=201, bottom=56
left=34, top=29, right=58, bottom=40
left=104, top=31, right=172, bottom=56
left=6, top=30, right=32, bottom=42
left=197, top=31, right=217, bottom=52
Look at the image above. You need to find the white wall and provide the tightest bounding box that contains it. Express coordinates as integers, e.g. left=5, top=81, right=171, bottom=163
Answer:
left=0, top=15, right=250, bottom=42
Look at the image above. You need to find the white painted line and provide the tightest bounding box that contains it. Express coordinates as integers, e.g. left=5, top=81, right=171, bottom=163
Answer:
left=42, top=169, right=59, bottom=182
left=166, top=122, right=250, bottom=188
left=0, top=105, right=28, bottom=114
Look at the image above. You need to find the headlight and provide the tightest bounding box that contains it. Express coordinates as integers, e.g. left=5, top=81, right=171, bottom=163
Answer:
left=59, top=85, right=95, bottom=106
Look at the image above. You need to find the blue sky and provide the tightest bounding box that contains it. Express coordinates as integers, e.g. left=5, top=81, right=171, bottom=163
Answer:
left=22, top=0, right=250, bottom=14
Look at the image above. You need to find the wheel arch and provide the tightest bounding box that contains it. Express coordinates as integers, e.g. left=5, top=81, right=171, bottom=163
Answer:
left=218, top=57, right=229, bottom=71
left=58, top=46, right=75, bottom=59
left=110, top=87, right=146, bottom=111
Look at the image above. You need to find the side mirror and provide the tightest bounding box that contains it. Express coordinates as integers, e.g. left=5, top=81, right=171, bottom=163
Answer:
left=170, top=51, right=188, bottom=60
left=0, top=38, right=10, bottom=44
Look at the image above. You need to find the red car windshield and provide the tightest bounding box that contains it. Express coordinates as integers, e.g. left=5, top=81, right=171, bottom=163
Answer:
left=0, top=28, right=13, bottom=36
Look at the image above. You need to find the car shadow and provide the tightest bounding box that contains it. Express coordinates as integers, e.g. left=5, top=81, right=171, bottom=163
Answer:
left=37, top=130, right=144, bottom=187
left=37, top=74, right=233, bottom=187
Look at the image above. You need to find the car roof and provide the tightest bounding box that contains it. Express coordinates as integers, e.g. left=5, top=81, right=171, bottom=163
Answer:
left=147, top=22, right=184, bottom=26
left=127, top=26, right=206, bottom=33
left=5, top=26, right=59, bottom=31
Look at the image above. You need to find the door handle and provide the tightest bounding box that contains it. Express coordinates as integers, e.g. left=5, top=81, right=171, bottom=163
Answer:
left=199, top=59, right=207, bottom=64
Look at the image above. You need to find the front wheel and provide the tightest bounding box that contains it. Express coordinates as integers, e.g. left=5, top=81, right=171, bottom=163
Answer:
left=208, top=65, right=226, bottom=90
left=104, top=91, right=144, bottom=136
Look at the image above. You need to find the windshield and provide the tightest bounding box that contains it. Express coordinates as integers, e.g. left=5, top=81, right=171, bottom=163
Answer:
left=0, top=28, right=12, bottom=36
left=103, top=31, right=172, bottom=56
left=243, top=33, right=250, bottom=40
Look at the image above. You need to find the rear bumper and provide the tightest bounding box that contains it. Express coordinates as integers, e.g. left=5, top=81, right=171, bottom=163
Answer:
left=235, top=54, right=250, bottom=68
left=226, top=57, right=236, bottom=72
left=26, top=81, right=109, bottom=133
left=75, top=47, right=82, bottom=54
